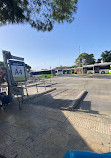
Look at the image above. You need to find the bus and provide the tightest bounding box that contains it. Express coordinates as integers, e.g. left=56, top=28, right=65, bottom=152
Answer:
left=71, top=67, right=83, bottom=74
left=75, top=67, right=83, bottom=74
left=63, top=69, right=67, bottom=74
left=54, top=62, right=111, bottom=75
left=83, top=65, right=94, bottom=74
left=94, top=63, right=111, bottom=74
left=67, top=69, right=72, bottom=74
left=71, top=68, right=76, bottom=74
left=57, top=69, right=63, bottom=75
left=83, top=62, right=111, bottom=74
left=30, top=69, right=56, bottom=76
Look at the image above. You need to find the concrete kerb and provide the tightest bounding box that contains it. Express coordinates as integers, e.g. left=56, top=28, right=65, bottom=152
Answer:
left=68, top=90, right=88, bottom=110
left=25, top=82, right=58, bottom=88
left=23, top=88, right=56, bottom=102
left=60, top=90, right=88, bottom=111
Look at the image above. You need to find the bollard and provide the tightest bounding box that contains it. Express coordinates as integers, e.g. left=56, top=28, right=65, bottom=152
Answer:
left=44, top=80, right=46, bottom=90
left=25, top=82, right=28, bottom=96
left=36, top=84, right=38, bottom=93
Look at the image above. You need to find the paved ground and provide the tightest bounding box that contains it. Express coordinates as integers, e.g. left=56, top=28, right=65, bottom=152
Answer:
left=0, top=75, right=111, bottom=158
left=63, top=74, right=111, bottom=79
left=53, top=75, right=111, bottom=116
left=1, top=78, right=52, bottom=96
left=24, top=88, right=81, bottom=109
left=0, top=103, right=111, bottom=158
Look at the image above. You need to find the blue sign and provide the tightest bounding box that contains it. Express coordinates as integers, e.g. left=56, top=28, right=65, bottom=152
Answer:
left=9, top=60, right=26, bottom=82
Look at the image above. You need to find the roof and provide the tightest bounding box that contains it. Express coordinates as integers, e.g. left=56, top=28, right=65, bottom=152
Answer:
left=83, top=62, right=111, bottom=68
left=94, top=62, right=111, bottom=66
left=53, top=66, right=71, bottom=70
left=83, top=65, right=94, bottom=68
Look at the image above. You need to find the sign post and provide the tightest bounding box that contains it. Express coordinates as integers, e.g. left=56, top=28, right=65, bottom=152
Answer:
left=2, top=51, right=12, bottom=100
left=2, top=50, right=25, bottom=102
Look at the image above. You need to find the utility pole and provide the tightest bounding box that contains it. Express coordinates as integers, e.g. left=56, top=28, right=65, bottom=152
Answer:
left=79, top=46, right=80, bottom=56
left=59, top=56, right=61, bottom=67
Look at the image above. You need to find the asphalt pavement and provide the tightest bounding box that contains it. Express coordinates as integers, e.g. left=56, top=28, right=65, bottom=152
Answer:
left=0, top=75, right=111, bottom=157
left=61, top=74, right=111, bottom=79
left=53, top=75, right=111, bottom=117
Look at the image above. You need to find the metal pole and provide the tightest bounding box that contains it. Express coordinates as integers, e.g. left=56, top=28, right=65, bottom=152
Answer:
left=36, top=84, right=38, bottom=93
left=25, top=82, right=28, bottom=96
left=17, top=93, right=22, bottom=110
left=50, top=66, right=52, bottom=88
left=44, top=80, right=46, bottom=90
left=79, top=46, right=80, bottom=67
left=2, top=51, right=12, bottom=101
left=93, top=65, right=95, bottom=74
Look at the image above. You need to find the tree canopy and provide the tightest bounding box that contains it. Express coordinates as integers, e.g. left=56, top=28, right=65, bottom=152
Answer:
left=0, top=0, right=78, bottom=31
left=97, top=58, right=101, bottom=63
left=75, top=53, right=95, bottom=66
left=25, top=63, right=31, bottom=72
left=101, top=50, right=111, bottom=62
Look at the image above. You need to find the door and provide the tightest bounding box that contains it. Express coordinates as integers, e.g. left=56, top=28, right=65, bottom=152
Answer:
left=94, top=66, right=99, bottom=73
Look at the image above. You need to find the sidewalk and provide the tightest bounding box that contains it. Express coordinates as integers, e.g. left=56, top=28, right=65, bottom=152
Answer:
left=0, top=101, right=111, bottom=158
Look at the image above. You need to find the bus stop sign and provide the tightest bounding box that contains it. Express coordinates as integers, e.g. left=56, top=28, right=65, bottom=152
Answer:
left=9, top=60, right=26, bottom=83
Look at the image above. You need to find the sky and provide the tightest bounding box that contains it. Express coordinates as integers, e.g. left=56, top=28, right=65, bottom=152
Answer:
left=0, top=0, right=111, bottom=70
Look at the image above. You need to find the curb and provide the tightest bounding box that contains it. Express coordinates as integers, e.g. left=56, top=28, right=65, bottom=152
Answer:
left=23, top=88, right=56, bottom=102
left=60, top=90, right=87, bottom=111
left=25, top=83, right=57, bottom=88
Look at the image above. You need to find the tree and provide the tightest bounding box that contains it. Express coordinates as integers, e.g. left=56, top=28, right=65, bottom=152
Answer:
left=0, top=0, right=78, bottom=31
left=75, top=53, right=95, bottom=66
left=101, top=50, right=111, bottom=62
left=25, top=63, right=31, bottom=72
left=97, top=58, right=101, bottom=63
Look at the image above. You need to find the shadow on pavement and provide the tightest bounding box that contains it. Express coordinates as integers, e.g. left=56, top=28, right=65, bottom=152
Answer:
left=75, top=100, right=99, bottom=114
left=0, top=93, right=93, bottom=158
left=74, top=93, right=99, bottom=115
left=25, top=93, right=74, bottom=109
